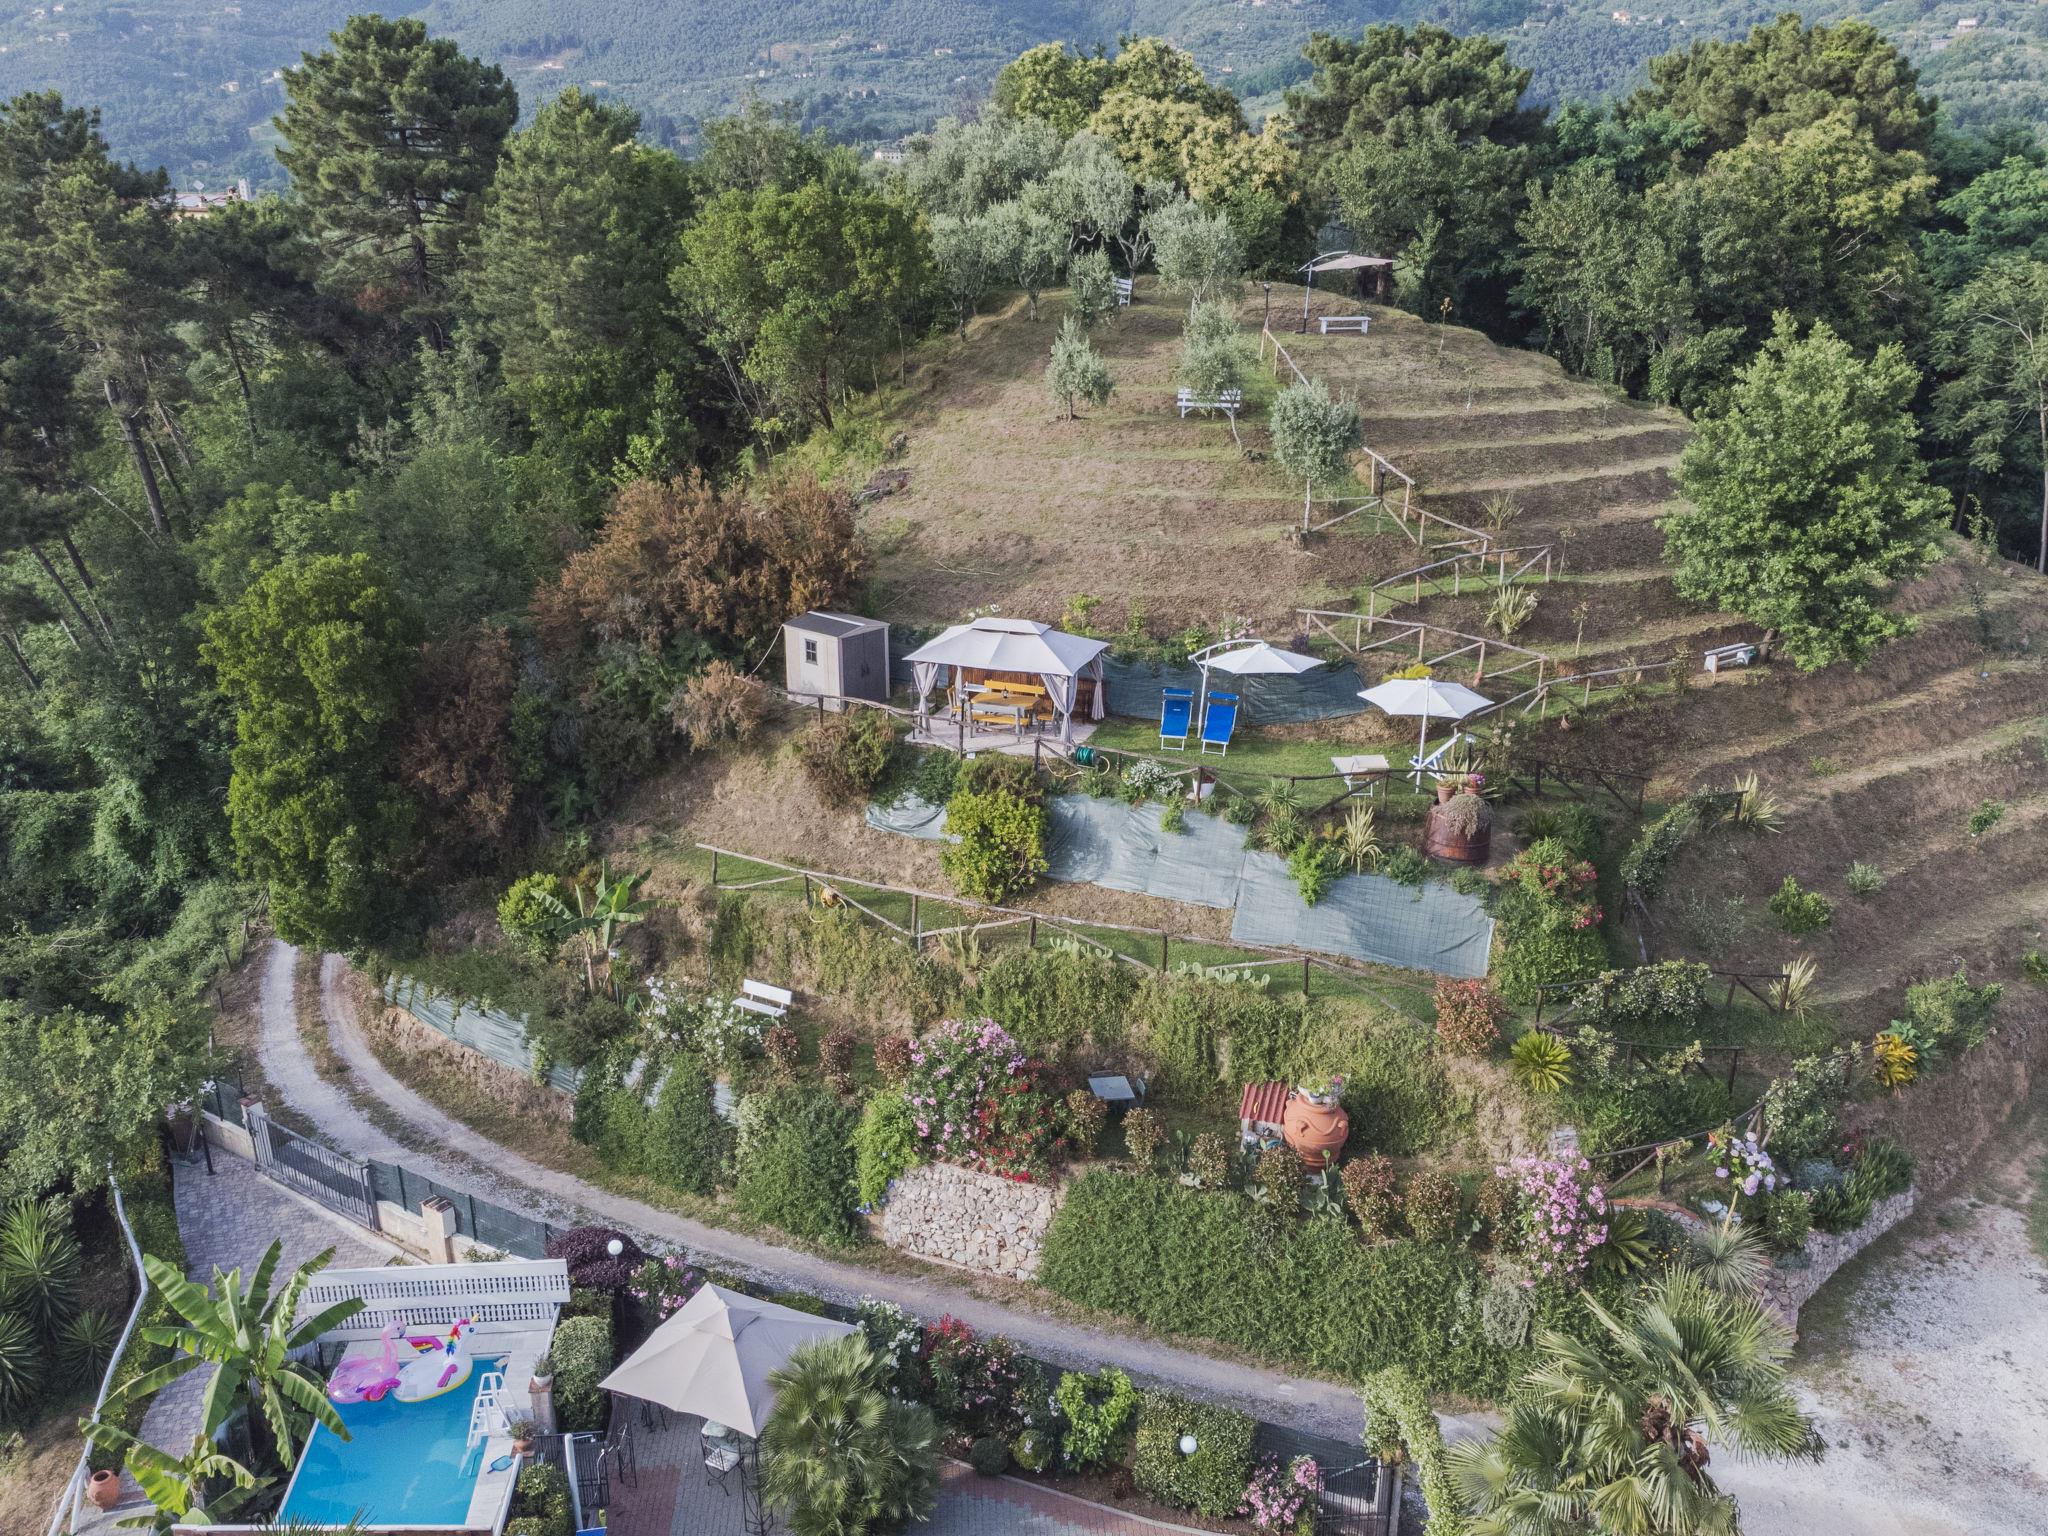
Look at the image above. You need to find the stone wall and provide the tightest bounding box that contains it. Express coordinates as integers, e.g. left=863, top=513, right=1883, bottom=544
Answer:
left=880, top=1163, right=1061, bottom=1280
left=1763, top=1189, right=1916, bottom=1330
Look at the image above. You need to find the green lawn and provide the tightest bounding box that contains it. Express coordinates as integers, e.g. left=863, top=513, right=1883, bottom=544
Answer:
left=1086, top=718, right=1438, bottom=805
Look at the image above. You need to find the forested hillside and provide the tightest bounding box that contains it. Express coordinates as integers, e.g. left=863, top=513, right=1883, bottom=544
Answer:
left=7, top=0, right=2048, bottom=193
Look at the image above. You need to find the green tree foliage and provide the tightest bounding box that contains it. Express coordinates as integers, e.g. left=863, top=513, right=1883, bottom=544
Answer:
left=200, top=553, right=422, bottom=948
left=761, top=1335, right=940, bottom=1536
left=1269, top=378, right=1362, bottom=490
left=275, top=15, right=518, bottom=344
left=1665, top=314, right=1948, bottom=669
left=676, top=181, right=928, bottom=433
left=1933, top=256, right=2048, bottom=571
left=1448, top=1269, right=1820, bottom=1534
left=1044, top=315, right=1115, bottom=420
left=994, top=43, right=1114, bottom=138
left=1148, top=200, right=1244, bottom=304
left=735, top=1087, right=860, bottom=1243
left=940, top=786, right=1050, bottom=902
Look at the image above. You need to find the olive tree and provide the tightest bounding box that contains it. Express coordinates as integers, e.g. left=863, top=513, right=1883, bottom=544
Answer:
left=1046, top=315, right=1114, bottom=420
left=1270, top=378, right=1363, bottom=520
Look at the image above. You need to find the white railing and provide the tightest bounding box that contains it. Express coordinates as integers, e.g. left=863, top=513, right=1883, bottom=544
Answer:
left=48, top=1173, right=152, bottom=1536
left=299, top=1259, right=570, bottom=1339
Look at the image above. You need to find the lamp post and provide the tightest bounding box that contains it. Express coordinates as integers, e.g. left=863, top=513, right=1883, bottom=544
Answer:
left=1179, top=1433, right=1199, bottom=1456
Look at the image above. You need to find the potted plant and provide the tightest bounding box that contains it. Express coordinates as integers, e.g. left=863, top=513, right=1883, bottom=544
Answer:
left=529, top=1349, right=554, bottom=1393
left=507, top=1414, right=538, bottom=1456
left=86, top=1469, right=122, bottom=1510
left=1294, top=1073, right=1344, bottom=1107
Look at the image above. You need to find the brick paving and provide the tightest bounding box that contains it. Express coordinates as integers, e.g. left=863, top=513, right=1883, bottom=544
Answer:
left=72, top=1149, right=402, bottom=1533
left=607, top=1413, right=1215, bottom=1536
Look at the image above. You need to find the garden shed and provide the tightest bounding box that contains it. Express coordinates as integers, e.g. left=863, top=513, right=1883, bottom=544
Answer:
left=783, top=610, right=890, bottom=711
left=902, top=616, right=1111, bottom=742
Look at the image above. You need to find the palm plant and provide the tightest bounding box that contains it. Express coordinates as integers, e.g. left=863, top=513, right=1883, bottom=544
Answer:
left=1682, top=1225, right=1771, bottom=1296
left=114, top=1242, right=364, bottom=1476
left=761, top=1335, right=939, bottom=1536
left=1451, top=1269, right=1820, bottom=1536
left=1486, top=580, right=1538, bottom=638
left=1508, top=1031, right=1573, bottom=1095
left=0, top=1197, right=81, bottom=1341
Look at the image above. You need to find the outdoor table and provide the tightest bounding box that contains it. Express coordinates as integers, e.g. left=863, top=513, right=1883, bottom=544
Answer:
left=968, top=692, right=1028, bottom=738
left=1330, top=754, right=1391, bottom=797
left=1088, top=1074, right=1144, bottom=1105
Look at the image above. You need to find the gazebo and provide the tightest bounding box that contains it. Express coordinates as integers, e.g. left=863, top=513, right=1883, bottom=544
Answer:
left=1296, top=250, right=1393, bottom=329
left=902, top=617, right=1111, bottom=742
left=600, top=1284, right=854, bottom=1536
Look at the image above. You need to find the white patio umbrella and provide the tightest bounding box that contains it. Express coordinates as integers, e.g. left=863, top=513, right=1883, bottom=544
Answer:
left=1189, top=639, right=1324, bottom=724
left=1358, top=677, right=1492, bottom=782
left=598, top=1283, right=853, bottom=1437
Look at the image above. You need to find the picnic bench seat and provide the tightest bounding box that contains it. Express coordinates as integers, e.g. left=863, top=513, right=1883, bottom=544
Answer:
left=970, top=679, right=1052, bottom=727
left=733, top=979, right=792, bottom=1018
left=1113, top=276, right=1133, bottom=308
left=1703, top=642, right=1758, bottom=673
left=1319, top=315, right=1370, bottom=335
left=1177, top=388, right=1243, bottom=418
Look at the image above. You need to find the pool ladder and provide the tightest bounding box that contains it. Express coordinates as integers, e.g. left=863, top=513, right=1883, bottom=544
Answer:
left=467, top=1370, right=509, bottom=1454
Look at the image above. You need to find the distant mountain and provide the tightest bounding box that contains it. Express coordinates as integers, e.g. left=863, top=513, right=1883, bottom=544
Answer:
left=0, top=0, right=2039, bottom=190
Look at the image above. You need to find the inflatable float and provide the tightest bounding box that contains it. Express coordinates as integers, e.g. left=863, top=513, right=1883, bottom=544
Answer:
left=328, top=1317, right=476, bottom=1405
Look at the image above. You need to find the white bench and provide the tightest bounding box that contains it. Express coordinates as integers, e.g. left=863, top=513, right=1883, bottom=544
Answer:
left=1319, top=315, right=1369, bottom=335
left=733, top=978, right=793, bottom=1018
left=1113, top=276, right=1133, bottom=308
left=1703, top=642, right=1758, bottom=674
left=1176, top=388, right=1243, bottom=418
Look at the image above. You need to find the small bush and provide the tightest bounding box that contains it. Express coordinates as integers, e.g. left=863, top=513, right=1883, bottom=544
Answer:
left=940, top=787, right=1049, bottom=903
left=497, top=873, right=568, bottom=963
left=1753, top=1189, right=1813, bottom=1256
left=1432, top=978, right=1507, bottom=1056
left=968, top=1436, right=1010, bottom=1476
left=764, top=1023, right=800, bottom=1076
left=1055, top=1366, right=1139, bottom=1467
left=1288, top=836, right=1345, bottom=906
left=1123, top=1107, right=1165, bottom=1168
left=550, top=1314, right=614, bottom=1433
left=1508, top=1030, right=1573, bottom=1094
left=1131, top=1391, right=1258, bottom=1517
left=1379, top=844, right=1428, bottom=886
left=853, top=1093, right=922, bottom=1208
left=1845, top=861, right=1884, bottom=897
left=670, top=660, right=768, bottom=746
left=512, top=1463, right=574, bottom=1536
left=1515, top=804, right=1606, bottom=859
left=1186, top=1131, right=1233, bottom=1189
left=1888, top=966, right=2001, bottom=1064
left=801, top=708, right=897, bottom=805
left=645, top=1053, right=731, bottom=1195
left=1012, top=1428, right=1056, bottom=1473
left=1340, top=1154, right=1400, bottom=1238
left=1967, top=799, right=2006, bottom=837
left=1255, top=1144, right=1304, bottom=1203
left=1402, top=1170, right=1462, bottom=1244
left=1768, top=876, right=1832, bottom=935
left=1871, top=1030, right=1917, bottom=1089
left=1062, top=1090, right=1109, bottom=1157
left=874, top=1034, right=913, bottom=1080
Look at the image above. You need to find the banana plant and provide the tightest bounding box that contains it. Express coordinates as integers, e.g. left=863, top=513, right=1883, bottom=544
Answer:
left=79, top=1418, right=264, bottom=1532
left=112, top=1242, right=364, bottom=1476
left=536, top=861, right=655, bottom=997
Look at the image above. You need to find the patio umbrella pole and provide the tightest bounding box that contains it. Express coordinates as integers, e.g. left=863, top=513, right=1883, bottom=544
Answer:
left=742, top=1438, right=769, bottom=1536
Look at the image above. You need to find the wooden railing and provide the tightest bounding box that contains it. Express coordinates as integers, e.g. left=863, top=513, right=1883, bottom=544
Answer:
left=1496, top=755, right=1651, bottom=814
left=1363, top=544, right=1556, bottom=619
left=1294, top=607, right=1551, bottom=690
left=1459, top=657, right=1682, bottom=727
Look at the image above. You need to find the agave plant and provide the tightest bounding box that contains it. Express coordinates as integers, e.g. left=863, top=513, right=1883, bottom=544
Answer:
left=1781, top=954, right=1819, bottom=1016
left=1486, top=581, right=1538, bottom=638
left=1480, top=491, right=1522, bottom=533
left=1682, top=1224, right=1771, bottom=1296
left=1508, top=1030, right=1573, bottom=1095
left=59, top=1307, right=122, bottom=1385
left=1338, top=804, right=1382, bottom=873
left=114, top=1242, right=364, bottom=1475
left=0, top=1197, right=80, bottom=1342
left=0, top=1310, right=44, bottom=1416
left=1729, top=770, right=1783, bottom=833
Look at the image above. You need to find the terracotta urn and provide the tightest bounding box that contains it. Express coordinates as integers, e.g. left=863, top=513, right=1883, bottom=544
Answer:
left=87, top=1470, right=122, bottom=1511
left=1281, top=1091, right=1349, bottom=1168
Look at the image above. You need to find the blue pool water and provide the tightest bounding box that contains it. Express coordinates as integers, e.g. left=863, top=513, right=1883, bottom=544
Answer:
left=277, top=1369, right=488, bottom=1527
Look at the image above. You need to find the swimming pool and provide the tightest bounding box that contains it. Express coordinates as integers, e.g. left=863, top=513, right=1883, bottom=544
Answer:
left=277, top=1369, right=489, bottom=1527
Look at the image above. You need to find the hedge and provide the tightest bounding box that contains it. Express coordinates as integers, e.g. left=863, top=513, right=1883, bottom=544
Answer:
left=734, top=1088, right=861, bottom=1244
left=1131, top=1390, right=1257, bottom=1518
left=551, top=1314, right=614, bottom=1433
left=1042, top=1171, right=1542, bottom=1400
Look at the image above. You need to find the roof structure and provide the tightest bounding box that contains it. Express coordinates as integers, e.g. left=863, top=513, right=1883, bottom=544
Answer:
left=901, top=616, right=1109, bottom=677
left=784, top=610, right=882, bottom=639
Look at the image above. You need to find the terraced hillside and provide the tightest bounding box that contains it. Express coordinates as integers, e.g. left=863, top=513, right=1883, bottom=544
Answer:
left=851, top=285, right=2048, bottom=1029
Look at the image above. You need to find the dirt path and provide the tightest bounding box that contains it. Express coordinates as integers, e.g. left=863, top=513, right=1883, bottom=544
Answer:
left=255, top=941, right=1457, bottom=1446
left=1718, top=1099, right=2048, bottom=1535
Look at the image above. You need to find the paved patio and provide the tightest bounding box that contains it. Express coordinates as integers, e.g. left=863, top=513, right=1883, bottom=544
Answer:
left=71, top=1150, right=403, bottom=1533
left=605, top=1409, right=1215, bottom=1536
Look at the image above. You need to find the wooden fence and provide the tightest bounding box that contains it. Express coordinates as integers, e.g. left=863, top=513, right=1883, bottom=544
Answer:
left=1460, top=657, right=1683, bottom=727
left=1496, top=756, right=1651, bottom=815
left=698, top=843, right=1432, bottom=1023
left=1363, top=544, right=1556, bottom=620
left=1295, top=606, right=1551, bottom=690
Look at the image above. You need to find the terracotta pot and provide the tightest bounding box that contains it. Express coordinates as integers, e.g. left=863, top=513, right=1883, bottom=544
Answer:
left=513, top=1437, right=536, bottom=1457
left=1281, top=1092, right=1349, bottom=1168
left=1435, top=780, right=1457, bottom=804
left=87, top=1471, right=122, bottom=1511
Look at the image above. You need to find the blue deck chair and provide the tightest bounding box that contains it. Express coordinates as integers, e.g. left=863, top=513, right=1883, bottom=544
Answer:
left=1200, top=692, right=1239, bottom=756
left=1159, top=688, right=1194, bottom=750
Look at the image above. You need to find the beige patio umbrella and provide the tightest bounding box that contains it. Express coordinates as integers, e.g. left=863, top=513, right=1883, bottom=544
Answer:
left=598, top=1283, right=854, bottom=1437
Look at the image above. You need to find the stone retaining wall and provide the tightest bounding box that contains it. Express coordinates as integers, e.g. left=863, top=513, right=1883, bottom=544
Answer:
left=880, top=1163, right=1061, bottom=1280
left=1763, top=1189, right=1916, bottom=1328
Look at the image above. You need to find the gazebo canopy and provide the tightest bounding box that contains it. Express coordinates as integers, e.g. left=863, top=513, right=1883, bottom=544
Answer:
left=1299, top=251, right=1393, bottom=274
left=597, top=1284, right=853, bottom=1438
left=902, top=617, right=1110, bottom=739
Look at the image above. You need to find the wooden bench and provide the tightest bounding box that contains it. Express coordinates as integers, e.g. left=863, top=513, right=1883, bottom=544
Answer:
left=733, top=979, right=792, bottom=1018
left=1113, top=276, right=1133, bottom=308
left=1319, top=315, right=1369, bottom=335
left=1703, top=642, right=1758, bottom=674
left=1177, top=388, right=1243, bottom=418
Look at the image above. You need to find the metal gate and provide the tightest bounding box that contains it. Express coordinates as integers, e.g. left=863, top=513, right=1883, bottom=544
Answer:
left=248, top=1107, right=379, bottom=1230
left=1316, top=1456, right=1394, bottom=1536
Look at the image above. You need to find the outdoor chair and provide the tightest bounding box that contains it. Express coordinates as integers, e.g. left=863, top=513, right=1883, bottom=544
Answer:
left=1408, top=731, right=1466, bottom=786
left=1159, top=689, right=1193, bottom=750
left=1200, top=692, right=1239, bottom=756
left=703, top=1440, right=741, bottom=1494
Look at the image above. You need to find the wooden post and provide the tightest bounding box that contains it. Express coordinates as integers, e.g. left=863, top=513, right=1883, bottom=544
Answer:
left=1302, top=957, right=1311, bottom=996
left=710, top=849, right=719, bottom=888
left=1474, top=640, right=1486, bottom=684
left=911, top=895, right=920, bottom=945
left=1725, top=977, right=1738, bottom=1011
left=1725, top=1048, right=1740, bottom=1097
left=1029, top=917, right=1037, bottom=948
left=802, top=874, right=812, bottom=905
left=1160, top=934, right=1169, bottom=971
left=957, top=708, right=966, bottom=757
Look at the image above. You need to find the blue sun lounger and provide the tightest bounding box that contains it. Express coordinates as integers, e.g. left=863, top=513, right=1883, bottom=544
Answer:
left=1200, top=692, right=1239, bottom=756
left=1159, top=689, right=1194, bottom=750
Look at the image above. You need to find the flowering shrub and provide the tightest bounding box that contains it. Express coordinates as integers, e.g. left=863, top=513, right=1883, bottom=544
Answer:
left=856, top=1297, right=921, bottom=1392
left=1403, top=1170, right=1462, bottom=1244
left=1500, top=1153, right=1608, bottom=1284
left=647, top=991, right=764, bottom=1075
left=1340, top=1154, right=1400, bottom=1239
left=1433, top=978, right=1508, bottom=1056
left=1495, top=837, right=1609, bottom=1003
left=921, top=1315, right=1025, bottom=1437
left=1707, top=1127, right=1779, bottom=1201
left=901, top=1018, right=1065, bottom=1178
left=627, top=1253, right=703, bottom=1322
left=1506, top=841, right=1602, bottom=927
left=1240, top=1455, right=1321, bottom=1535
